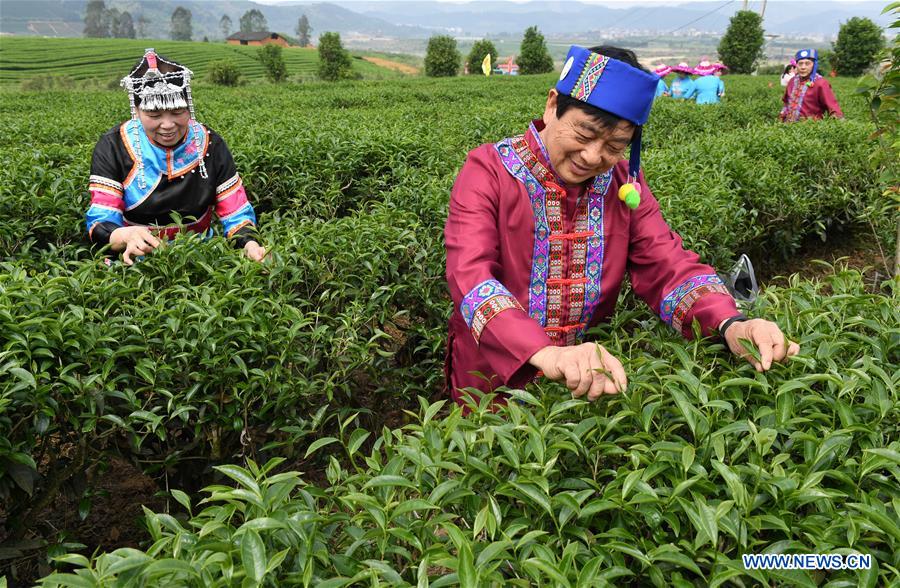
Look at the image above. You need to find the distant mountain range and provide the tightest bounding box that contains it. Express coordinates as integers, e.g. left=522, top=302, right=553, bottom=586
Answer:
left=340, top=1, right=893, bottom=37
left=0, top=0, right=892, bottom=39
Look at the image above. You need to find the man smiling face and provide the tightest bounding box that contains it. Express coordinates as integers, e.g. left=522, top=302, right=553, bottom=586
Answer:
left=539, top=88, right=634, bottom=185
left=796, top=58, right=815, bottom=79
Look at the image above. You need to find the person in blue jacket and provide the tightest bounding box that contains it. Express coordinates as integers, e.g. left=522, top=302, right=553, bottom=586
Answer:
left=693, top=60, right=725, bottom=104
left=669, top=62, right=696, bottom=100
left=653, top=64, right=671, bottom=98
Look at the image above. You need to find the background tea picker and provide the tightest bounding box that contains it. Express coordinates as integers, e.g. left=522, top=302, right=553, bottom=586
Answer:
left=85, top=48, right=265, bottom=264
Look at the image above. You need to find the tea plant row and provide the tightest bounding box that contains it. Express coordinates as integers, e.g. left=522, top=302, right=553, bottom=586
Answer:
left=38, top=270, right=900, bottom=586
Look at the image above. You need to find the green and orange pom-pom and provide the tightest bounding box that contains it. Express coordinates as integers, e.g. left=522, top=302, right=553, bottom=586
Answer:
left=618, top=182, right=641, bottom=209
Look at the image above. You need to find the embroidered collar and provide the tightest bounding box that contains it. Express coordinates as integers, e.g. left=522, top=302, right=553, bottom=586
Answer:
left=119, top=119, right=209, bottom=209
left=527, top=120, right=557, bottom=177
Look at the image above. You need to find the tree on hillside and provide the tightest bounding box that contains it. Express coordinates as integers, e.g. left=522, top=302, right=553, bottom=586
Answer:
left=83, top=0, right=109, bottom=38
left=102, top=7, right=119, bottom=39
left=136, top=14, right=150, bottom=38
left=717, top=10, right=765, bottom=74
left=220, top=14, right=232, bottom=39
left=259, top=44, right=288, bottom=82
left=467, top=39, right=498, bottom=75
left=425, top=35, right=461, bottom=77
left=170, top=7, right=192, bottom=42
left=113, top=11, right=135, bottom=39
left=833, top=17, right=885, bottom=76
left=318, top=32, right=353, bottom=81
left=517, top=26, right=553, bottom=74
left=240, top=9, right=268, bottom=34
left=296, top=14, right=312, bottom=47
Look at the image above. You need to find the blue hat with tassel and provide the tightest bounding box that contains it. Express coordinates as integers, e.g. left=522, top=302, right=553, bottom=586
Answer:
left=556, top=45, right=659, bottom=206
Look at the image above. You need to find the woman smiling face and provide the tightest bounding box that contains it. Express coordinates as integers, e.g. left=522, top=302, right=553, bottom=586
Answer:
left=138, top=108, right=190, bottom=147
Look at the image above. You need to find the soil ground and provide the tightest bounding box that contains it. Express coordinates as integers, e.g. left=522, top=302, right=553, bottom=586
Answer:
left=361, top=56, right=419, bottom=75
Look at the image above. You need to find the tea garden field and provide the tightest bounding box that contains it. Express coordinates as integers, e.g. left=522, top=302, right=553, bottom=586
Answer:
left=0, top=37, right=407, bottom=87
left=0, top=69, right=897, bottom=586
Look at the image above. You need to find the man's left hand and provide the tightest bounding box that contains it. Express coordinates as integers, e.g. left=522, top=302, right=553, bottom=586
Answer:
left=723, top=318, right=800, bottom=372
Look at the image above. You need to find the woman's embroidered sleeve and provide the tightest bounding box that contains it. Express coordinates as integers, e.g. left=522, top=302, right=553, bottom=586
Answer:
left=86, top=133, right=126, bottom=245
left=210, top=135, right=258, bottom=248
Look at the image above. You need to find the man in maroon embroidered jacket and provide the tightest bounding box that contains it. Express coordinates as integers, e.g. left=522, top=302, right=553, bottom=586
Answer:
left=780, top=48, right=843, bottom=122
left=445, top=45, right=799, bottom=406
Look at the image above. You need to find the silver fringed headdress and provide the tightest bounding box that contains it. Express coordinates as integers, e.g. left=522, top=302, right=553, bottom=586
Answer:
left=120, top=48, right=207, bottom=187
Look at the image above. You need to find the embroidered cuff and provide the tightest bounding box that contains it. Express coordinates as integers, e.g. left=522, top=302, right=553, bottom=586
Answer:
left=89, top=175, right=124, bottom=197
left=460, top=279, right=525, bottom=344
left=660, top=275, right=731, bottom=333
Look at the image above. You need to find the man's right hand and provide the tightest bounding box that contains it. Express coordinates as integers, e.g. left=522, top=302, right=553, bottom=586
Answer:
left=529, top=342, right=627, bottom=400
left=109, top=226, right=162, bottom=265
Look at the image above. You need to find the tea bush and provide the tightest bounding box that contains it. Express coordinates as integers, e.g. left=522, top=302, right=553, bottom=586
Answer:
left=0, top=37, right=405, bottom=86
left=206, top=60, right=242, bottom=87
left=37, top=270, right=900, bottom=586
left=0, top=70, right=895, bottom=578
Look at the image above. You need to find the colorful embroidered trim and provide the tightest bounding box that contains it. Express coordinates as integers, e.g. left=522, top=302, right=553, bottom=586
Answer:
left=470, top=295, right=523, bottom=344
left=89, top=175, right=124, bottom=197
left=783, top=75, right=819, bottom=122
left=120, top=120, right=209, bottom=210
left=460, top=279, right=524, bottom=344
left=225, top=217, right=254, bottom=238
left=572, top=53, right=610, bottom=102
left=216, top=173, right=241, bottom=195
left=494, top=130, right=610, bottom=345
left=659, top=275, right=731, bottom=333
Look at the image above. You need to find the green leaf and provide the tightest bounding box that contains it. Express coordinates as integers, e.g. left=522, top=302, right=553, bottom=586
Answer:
left=362, top=475, right=417, bottom=490
left=214, top=464, right=261, bottom=496
left=347, top=429, right=371, bottom=455
left=475, top=540, right=513, bottom=568
left=240, top=518, right=287, bottom=532
left=508, top=481, right=552, bottom=517
left=392, top=499, right=439, bottom=518
left=170, top=489, right=191, bottom=514
left=863, top=447, right=900, bottom=466
left=576, top=555, right=604, bottom=588
left=304, top=436, right=339, bottom=459
left=241, top=529, right=266, bottom=583
left=848, top=503, right=900, bottom=541
left=681, top=445, right=695, bottom=473
left=648, top=545, right=702, bottom=576
left=51, top=553, right=91, bottom=568
left=105, top=553, right=154, bottom=575
left=523, top=557, right=572, bottom=588
left=144, top=559, right=198, bottom=578
left=9, top=367, right=36, bottom=389
left=457, top=539, right=476, bottom=588
left=711, top=460, right=748, bottom=510
left=34, top=574, right=96, bottom=588
left=417, top=556, right=430, bottom=588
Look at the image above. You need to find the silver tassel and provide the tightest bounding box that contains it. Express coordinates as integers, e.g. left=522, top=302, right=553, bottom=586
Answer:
left=132, top=120, right=146, bottom=190
left=186, top=78, right=208, bottom=179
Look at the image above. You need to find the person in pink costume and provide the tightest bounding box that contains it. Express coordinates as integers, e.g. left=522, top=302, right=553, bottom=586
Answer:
left=444, top=45, right=799, bottom=407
